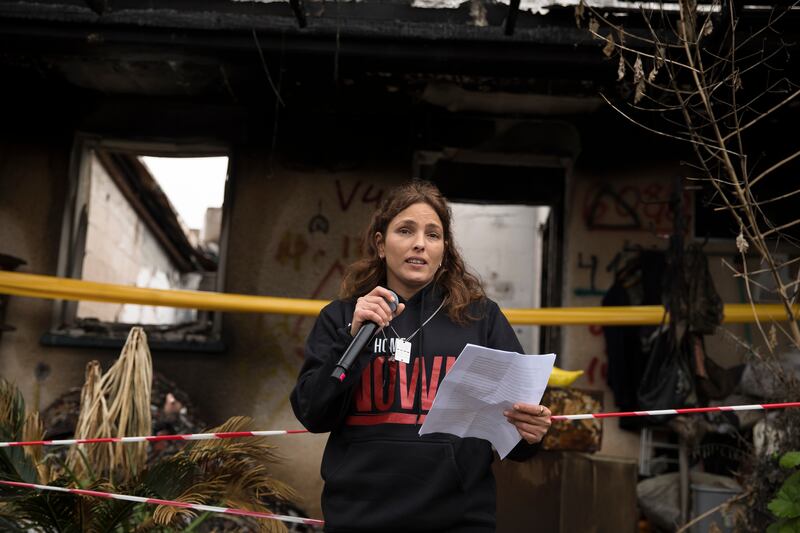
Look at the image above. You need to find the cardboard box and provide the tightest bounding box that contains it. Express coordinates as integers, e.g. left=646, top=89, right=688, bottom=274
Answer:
left=494, top=451, right=638, bottom=533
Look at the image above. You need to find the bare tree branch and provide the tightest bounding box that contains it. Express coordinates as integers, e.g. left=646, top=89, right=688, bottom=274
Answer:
left=750, top=147, right=800, bottom=187
left=588, top=27, right=700, bottom=72
left=726, top=255, right=800, bottom=278
left=733, top=1, right=800, bottom=55
left=721, top=88, right=800, bottom=142
left=599, top=93, right=719, bottom=147
left=761, top=218, right=800, bottom=239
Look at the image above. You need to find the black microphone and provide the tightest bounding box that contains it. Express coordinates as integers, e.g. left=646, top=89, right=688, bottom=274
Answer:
left=331, top=290, right=398, bottom=382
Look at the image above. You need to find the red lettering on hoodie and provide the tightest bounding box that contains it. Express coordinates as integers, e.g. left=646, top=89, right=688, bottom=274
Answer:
left=399, top=359, right=420, bottom=409
left=420, top=356, right=444, bottom=410
left=354, top=363, right=372, bottom=411
left=373, top=356, right=396, bottom=411
left=353, top=355, right=457, bottom=416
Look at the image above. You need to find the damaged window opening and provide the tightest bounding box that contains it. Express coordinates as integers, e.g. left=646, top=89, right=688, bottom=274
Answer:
left=44, top=139, right=231, bottom=352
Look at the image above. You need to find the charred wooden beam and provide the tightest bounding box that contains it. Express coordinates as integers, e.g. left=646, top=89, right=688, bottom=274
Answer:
left=504, top=0, right=520, bottom=36
left=289, top=0, right=307, bottom=28
left=0, top=253, right=25, bottom=335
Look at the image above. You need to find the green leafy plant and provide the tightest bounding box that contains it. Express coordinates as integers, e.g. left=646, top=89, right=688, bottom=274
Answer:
left=767, top=451, right=800, bottom=533
left=0, top=328, right=298, bottom=532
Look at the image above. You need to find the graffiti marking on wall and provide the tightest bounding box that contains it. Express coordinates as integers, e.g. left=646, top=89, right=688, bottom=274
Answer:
left=342, top=234, right=365, bottom=260
left=583, top=182, right=692, bottom=234
left=272, top=180, right=385, bottom=361
left=585, top=356, right=608, bottom=386
left=308, top=200, right=330, bottom=234
left=588, top=325, right=603, bottom=337
left=335, top=180, right=385, bottom=212
left=574, top=253, right=606, bottom=297
left=290, top=260, right=347, bottom=346
left=274, top=231, right=310, bottom=271
left=583, top=185, right=641, bottom=230
left=584, top=326, right=607, bottom=386
left=573, top=240, right=658, bottom=298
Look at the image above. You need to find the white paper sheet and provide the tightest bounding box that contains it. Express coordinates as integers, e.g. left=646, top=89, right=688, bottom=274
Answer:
left=418, top=343, right=556, bottom=459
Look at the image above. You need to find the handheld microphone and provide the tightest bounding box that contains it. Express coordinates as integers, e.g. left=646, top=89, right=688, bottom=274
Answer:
left=331, top=290, right=398, bottom=382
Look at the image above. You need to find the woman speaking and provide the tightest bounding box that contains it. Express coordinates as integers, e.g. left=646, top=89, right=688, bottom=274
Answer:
left=291, top=180, right=551, bottom=532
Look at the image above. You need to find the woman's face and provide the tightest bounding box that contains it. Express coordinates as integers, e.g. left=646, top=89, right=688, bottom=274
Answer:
left=377, top=202, right=445, bottom=300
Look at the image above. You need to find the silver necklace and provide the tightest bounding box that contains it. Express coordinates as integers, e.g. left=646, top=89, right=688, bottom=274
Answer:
left=382, top=300, right=445, bottom=364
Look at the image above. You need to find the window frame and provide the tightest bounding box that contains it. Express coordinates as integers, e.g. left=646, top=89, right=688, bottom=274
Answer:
left=46, top=133, right=235, bottom=352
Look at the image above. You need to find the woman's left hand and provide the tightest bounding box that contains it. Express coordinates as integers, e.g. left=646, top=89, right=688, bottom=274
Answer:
left=503, top=403, right=551, bottom=444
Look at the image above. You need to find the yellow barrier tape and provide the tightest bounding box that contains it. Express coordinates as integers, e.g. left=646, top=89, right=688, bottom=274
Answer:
left=0, top=271, right=797, bottom=326
left=0, top=271, right=323, bottom=316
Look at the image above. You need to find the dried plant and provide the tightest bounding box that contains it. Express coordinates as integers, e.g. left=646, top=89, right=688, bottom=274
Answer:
left=576, top=0, right=800, bottom=345
left=579, top=1, right=800, bottom=529
left=68, top=327, right=152, bottom=484
left=151, top=416, right=296, bottom=533
left=0, top=328, right=301, bottom=532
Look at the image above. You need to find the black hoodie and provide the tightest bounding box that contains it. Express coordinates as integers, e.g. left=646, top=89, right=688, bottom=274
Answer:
left=290, top=283, right=538, bottom=532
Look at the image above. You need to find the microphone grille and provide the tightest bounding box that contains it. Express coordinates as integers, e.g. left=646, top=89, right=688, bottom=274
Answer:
left=386, top=290, right=399, bottom=312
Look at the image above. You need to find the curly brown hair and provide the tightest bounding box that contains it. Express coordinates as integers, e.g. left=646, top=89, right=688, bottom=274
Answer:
left=339, top=180, right=485, bottom=324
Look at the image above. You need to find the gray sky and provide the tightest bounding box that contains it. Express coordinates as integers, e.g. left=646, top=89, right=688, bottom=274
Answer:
left=141, top=156, right=229, bottom=231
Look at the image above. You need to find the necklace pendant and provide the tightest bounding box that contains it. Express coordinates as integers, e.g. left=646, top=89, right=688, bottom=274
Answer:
left=394, top=338, right=412, bottom=364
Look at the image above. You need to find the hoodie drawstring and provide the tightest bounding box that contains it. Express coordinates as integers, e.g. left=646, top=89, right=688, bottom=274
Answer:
left=416, top=289, right=425, bottom=425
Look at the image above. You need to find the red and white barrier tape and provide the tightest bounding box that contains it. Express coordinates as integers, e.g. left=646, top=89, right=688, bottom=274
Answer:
left=550, top=401, right=800, bottom=420
left=0, top=402, right=797, bottom=526
left=0, top=480, right=324, bottom=527
left=0, top=429, right=308, bottom=448
left=0, top=402, right=798, bottom=449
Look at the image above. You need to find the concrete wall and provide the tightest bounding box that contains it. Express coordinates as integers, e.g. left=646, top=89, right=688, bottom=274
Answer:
left=209, top=156, right=405, bottom=516
left=562, top=169, right=677, bottom=458
left=202, top=206, right=222, bottom=245
left=0, top=136, right=753, bottom=520
left=0, top=137, right=407, bottom=517
left=0, top=141, right=96, bottom=415
left=562, top=166, right=749, bottom=459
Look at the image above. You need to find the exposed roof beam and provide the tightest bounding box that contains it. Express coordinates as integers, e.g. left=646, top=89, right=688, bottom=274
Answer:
left=505, top=0, right=520, bottom=35
left=289, top=0, right=307, bottom=28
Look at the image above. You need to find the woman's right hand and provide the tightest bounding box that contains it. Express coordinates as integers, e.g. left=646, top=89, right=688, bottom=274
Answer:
left=351, top=286, right=405, bottom=337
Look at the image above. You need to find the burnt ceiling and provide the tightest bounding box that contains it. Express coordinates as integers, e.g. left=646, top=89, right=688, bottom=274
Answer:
left=1, top=0, right=798, bottom=174
left=0, top=1, right=643, bottom=100
left=2, top=1, right=797, bottom=103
